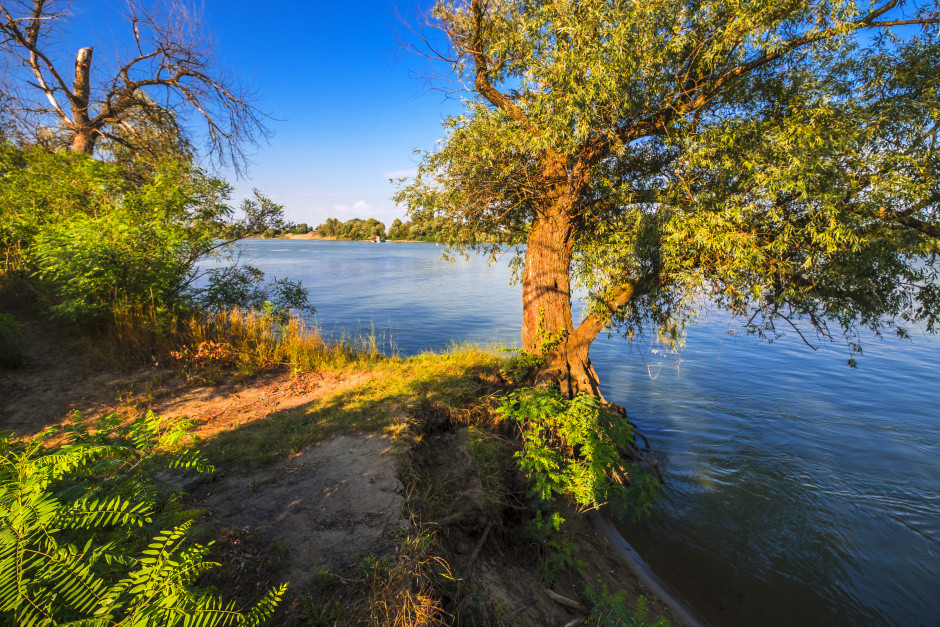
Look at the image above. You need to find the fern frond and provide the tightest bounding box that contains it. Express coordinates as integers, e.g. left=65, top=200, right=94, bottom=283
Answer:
left=140, top=521, right=192, bottom=566
left=165, top=450, right=214, bottom=474
left=238, top=582, right=288, bottom=627
left=1, top=413, right=283, bottom=625
left=58, top=496, right=153, bottom=529
left=178, top=595, right=243, bottom=627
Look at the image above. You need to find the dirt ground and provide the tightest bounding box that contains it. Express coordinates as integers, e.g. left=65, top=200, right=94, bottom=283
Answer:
left=0, top=312, right=407, bottom=599
left=0, top=311, right=691, bottom=625
left=195, top=433, right=405, bottom=584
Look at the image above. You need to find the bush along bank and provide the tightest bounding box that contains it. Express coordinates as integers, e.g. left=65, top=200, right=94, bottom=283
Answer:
left=386, top=370, right=672, bottom=626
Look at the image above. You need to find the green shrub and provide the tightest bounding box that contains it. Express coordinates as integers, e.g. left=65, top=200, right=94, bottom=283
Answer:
left=0, top=144, right=126, bottom=276
left=30, top=208, right=196, bottom=322
left=1, top=144, right=311, bottom=328
left=498, top=388, right=659, bottom=519
left=0, top=412, right=285, bottom=626
left=498, top=349, right=543, bottom=385
left=497, top=388, right=660, bottom=579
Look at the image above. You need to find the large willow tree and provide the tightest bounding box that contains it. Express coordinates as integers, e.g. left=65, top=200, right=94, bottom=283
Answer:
left=397, top=0, right=940, bottom=400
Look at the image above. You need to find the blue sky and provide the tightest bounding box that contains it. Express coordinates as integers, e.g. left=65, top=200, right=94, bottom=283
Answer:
left=205, top=1, right=459, bottom=226
left=66, top=0, right=462, bottom=226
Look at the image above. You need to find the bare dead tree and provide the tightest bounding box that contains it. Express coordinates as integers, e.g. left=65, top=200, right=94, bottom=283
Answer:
left=0, top=0, right=270, bottom=172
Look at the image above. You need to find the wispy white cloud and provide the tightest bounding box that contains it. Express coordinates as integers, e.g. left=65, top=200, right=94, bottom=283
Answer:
left=384, top=169, right=418, bottom=179
left=333, top=204, right=350, bottom=212
left=353, top=200, right=372, bottom=210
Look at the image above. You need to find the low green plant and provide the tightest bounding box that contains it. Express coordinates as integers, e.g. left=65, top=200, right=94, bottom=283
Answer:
left=198, top=267, right=313, bottom=322
left=297, top=596, right=343, bottom=627
left=526, top=509, right=579, bottom=580
left=497, top=388, right=660, bottom=579
left=0, top=412, right=286, bottom=626
left=586, top=586, right=668, bottom=627
left=499, top=388, right=659, bottom=519
left=498, top=349, right=543, bottom=385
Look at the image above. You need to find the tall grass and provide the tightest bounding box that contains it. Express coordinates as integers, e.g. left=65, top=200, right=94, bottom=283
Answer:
left=105, top=305, right=385, bottom=377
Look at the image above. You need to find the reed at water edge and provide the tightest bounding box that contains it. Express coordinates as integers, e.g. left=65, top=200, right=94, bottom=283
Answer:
left=104, top=305, right=385, bottom=378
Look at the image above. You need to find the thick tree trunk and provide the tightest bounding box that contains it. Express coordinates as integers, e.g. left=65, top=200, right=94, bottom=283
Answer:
left=520, top=170, right=643, bottom=401
left=521, top=206, right=574, bottom=352
left=520, top=204, right=605, bottom=398
left=70, top=129, right=97, bottom=154
left=520, top=169, right=608, bottom=399
left=542, top=330, right=608, bottom=400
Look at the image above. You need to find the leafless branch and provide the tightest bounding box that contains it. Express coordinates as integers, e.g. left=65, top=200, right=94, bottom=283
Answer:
left=0, top=0, right=271, bottom=173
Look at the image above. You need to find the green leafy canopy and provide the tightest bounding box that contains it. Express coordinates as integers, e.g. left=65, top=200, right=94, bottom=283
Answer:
left=398, top=0, right=940, bottom=361
left=0, top=144, right=311, bottom=324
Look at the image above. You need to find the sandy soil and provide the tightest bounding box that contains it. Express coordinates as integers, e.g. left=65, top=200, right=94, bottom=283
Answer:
left=0, top=312, right=406, bottom=597
left=1, top=310, right=691, bottom=625
left=195, top=433, right=404, bottom=588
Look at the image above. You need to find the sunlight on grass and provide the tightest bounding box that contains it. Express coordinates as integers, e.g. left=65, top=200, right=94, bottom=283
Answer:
left=201, top=345, right=504, bottom=469
left=101, top=305, right=385, bottom=376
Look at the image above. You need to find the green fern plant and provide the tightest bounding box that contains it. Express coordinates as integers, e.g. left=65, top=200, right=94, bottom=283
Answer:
left=0, top=413, right=286, bottom=626
left=586, top=586, right=668, bottom=627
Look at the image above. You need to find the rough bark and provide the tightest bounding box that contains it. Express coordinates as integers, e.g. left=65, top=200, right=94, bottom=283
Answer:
left=520, top=178, right=643, bottom=401
left=540, top=332, right=607, bottom=401
left=70, top=128, right=96, bottom=155
left=69, top=47, right=96, bottom=155
left=520, top=160, right=613, bottom=400
left=521, top=207, right=575, bottom=353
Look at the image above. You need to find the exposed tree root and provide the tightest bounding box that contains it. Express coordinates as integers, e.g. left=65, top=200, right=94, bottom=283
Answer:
left=547, top=589, right=588, bottom=614
left=458, top=523, right=491, bottom=587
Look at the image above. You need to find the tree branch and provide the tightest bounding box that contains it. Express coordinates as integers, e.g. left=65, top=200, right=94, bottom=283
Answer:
left=571, top=278, right=648, bottom=349
left=0, top=0, right=270, bottom=169
left=0, top=0, right=73, bottom=123
left=600, top=0, right=939, bottom=156
left=469, top=0, right=533, bottom=131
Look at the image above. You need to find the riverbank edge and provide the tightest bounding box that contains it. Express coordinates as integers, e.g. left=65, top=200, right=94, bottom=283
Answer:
left=592, top=512, right=705, bottom=626
left=0, top=305, right=692, bottom=624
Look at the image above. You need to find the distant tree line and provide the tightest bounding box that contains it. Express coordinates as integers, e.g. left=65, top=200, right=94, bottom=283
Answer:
left=314, top=212, right=523, bottom=244
left=211, top=190, right=313, bottom=239
left=315, top=217, right=387, bottom=240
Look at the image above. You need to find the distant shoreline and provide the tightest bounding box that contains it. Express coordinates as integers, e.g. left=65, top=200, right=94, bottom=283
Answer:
left=242, top=233, right=441, bottom=244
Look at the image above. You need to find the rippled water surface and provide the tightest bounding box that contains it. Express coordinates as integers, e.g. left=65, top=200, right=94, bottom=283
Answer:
left=237, top=239, right=939, bottom=625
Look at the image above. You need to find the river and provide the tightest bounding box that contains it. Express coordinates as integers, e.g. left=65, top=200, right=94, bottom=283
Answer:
left=229, top=239, right=939, bottom=625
